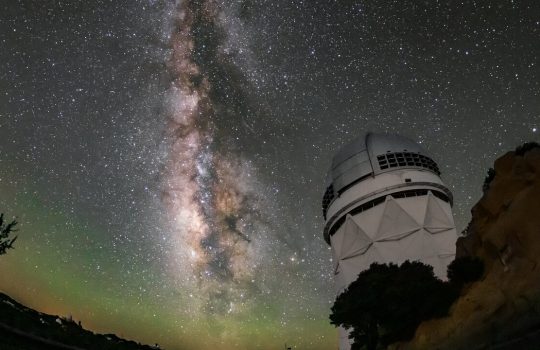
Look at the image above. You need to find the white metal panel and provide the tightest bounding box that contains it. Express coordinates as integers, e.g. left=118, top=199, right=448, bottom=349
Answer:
left=350, top=203, right=386, bottom=238
left=330, top=229, right=345, bottom=257
left=371, top=241, right=403, bottom=263
left=424, top=192, right=454, bottom=233
left=341, top=215, right=373, bottom=259
left=429, top=228, right=459, bottom=256
left=395, top=194, right=429, bottom=225
left=375, top=197, right=421, bottom=241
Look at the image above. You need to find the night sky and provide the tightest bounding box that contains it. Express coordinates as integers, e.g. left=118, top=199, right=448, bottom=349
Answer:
left=0, top=1, right=538, bottom=349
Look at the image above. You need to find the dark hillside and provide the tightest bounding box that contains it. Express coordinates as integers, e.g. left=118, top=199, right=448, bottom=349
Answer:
left=0, top=292, right=161, bottom=350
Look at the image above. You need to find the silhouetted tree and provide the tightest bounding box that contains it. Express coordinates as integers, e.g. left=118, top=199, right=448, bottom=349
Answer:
left=447, top=256, right=484, bottom=288
left=515, top=141, right=540, bottom=156
left=330, top=261, right=458, bottom=350
left=483, top=167, right=496, bottom=192
left=0, top=213, right=18, bottom=255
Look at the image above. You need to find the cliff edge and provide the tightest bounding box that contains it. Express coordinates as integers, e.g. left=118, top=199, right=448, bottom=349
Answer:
left=393, top=144, right=540, bottom=350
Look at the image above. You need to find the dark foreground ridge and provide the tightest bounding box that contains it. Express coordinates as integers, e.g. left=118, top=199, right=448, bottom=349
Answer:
left=0, top=292, right=161, bottom=350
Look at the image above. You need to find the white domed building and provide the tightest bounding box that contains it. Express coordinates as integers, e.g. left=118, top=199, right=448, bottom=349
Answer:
left=322, top=132, right=458, bottom=350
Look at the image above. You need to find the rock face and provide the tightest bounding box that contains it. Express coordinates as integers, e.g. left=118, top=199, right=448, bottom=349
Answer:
left=393, top=146, right=540, bottom=350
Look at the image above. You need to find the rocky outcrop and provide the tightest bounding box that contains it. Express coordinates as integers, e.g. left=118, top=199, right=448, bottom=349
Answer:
left=392, top=145, right=540, bottom=350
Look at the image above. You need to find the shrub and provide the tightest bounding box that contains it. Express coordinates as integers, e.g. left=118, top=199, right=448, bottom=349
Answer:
left=515, top=142, right=540, bottom=156
left=0, top=213, right=18, bottom=255
left=330, top=261, right=458, bottom=350
left=447, top=256, right=484, bottom=287
left=483, top=168, right=496, bottom=192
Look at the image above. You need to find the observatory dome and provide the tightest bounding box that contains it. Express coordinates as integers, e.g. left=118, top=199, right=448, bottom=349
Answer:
left=322, top=132, right=441, bottom=220
left=322, top=132, right=457, bottom=350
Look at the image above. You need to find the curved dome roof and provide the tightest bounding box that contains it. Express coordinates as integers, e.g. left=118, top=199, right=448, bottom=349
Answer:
left=322, top=132, right=441, bottom=217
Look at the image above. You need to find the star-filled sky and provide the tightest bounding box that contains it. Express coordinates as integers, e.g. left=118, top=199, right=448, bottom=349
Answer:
left=0, top=1, right=538, bottom=349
